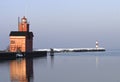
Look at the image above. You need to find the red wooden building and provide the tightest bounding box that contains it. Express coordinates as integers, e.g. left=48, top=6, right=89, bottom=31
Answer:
left=9, top=16, right=34, bottom=52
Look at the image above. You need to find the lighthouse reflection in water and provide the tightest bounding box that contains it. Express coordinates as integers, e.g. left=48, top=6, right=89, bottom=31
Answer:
left=10, top=58, right=33, bottom=82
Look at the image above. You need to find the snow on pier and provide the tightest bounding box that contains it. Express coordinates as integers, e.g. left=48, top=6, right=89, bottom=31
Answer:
left=35, top=48, right=105, bottom=53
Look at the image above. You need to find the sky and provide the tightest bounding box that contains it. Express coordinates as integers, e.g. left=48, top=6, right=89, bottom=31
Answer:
left=0, top=0, right=120, bottom=50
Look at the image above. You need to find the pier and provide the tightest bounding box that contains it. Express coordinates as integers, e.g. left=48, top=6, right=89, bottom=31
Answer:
left=36, top=48, right=105, bottom=53
left=0, top=51, right=47, bottom=59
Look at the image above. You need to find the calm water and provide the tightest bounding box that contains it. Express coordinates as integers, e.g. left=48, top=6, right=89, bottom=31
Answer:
left=0, top=50, right=120, bottom=82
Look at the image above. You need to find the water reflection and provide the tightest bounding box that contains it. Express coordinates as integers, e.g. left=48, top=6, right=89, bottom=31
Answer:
left=50, top=55, right=54, bottom=68
left=50, top=48, right=54, bottom=56
left=1, top=51, right=120, bottom=82
left=96, top=56, right=99, bottom=69
left=49, top=50, right=54, bottom=68
left=10, top=58, right=33, bottom=82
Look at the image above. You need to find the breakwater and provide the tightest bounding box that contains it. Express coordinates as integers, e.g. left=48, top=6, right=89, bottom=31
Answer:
left=36, top=48, right=105, bottom=53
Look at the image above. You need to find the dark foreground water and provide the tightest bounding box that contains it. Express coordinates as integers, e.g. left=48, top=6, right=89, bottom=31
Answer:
left=0, top=50, right=120, bottom=82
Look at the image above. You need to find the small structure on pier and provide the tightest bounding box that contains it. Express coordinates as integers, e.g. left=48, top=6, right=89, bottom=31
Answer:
left=9, top=16, right=34, bottom=52
left=50, top=48, right=54, bottom=56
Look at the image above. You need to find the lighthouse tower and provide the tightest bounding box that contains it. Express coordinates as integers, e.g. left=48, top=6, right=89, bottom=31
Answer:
left=19, top=16, right=29, bottom=32
left=96, top=41, right=99, bottom=49
left=9, top=16, right=34, bottom=52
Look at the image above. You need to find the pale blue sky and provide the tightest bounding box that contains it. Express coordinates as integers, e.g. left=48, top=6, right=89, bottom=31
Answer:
left=0, top=0, right=120, bottom=50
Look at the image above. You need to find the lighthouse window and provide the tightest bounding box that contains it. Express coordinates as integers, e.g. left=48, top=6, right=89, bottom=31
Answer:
left=11, top=40, right=15, bottom=44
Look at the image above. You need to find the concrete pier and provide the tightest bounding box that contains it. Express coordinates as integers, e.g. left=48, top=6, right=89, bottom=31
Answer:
left=37, top=48, right=105, bottom=53
left=0, top=51, right=47, bottom=59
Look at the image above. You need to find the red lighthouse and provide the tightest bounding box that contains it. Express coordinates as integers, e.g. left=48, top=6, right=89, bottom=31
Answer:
left=9, top=16, right=34, bottom=52
left=19, top=16, right=29, bottom=32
